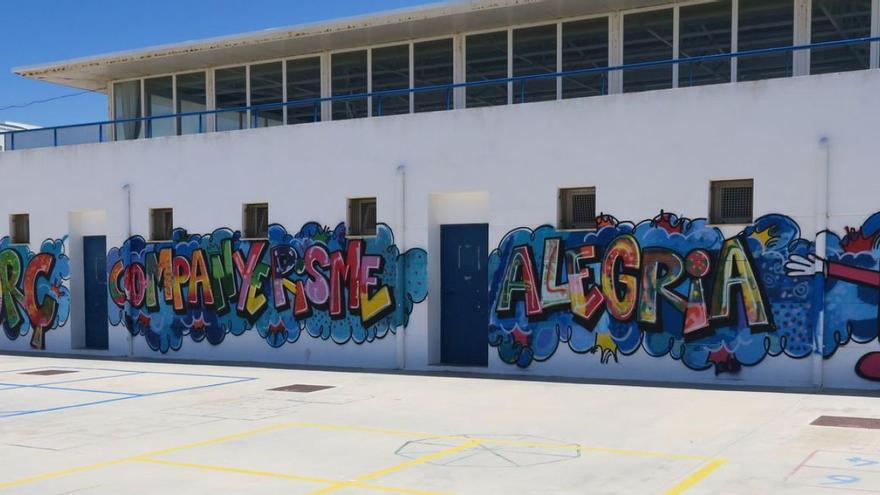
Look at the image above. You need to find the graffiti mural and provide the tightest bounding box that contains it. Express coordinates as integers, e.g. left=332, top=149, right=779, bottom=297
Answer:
left=786, top=212, right=880, bottom=381
left=0, top=237, right=71, bottom=349
left=489, top=211, right=880, bottom=378
left=108, top=223, right=427, bottom=353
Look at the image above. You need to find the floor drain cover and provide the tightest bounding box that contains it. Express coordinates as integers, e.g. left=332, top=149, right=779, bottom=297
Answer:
left=20, top=370, right=78, bottom=376
left=811, top=416, right=880, bottom=430
left=268, top=384, right=335, bottom=393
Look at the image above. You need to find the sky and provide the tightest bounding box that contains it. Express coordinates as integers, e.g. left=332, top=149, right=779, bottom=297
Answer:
left=0, top=0, right=437, bottom=127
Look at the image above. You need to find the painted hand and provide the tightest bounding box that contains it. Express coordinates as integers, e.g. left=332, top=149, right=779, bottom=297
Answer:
left=784, top=253, right=824, bottom=277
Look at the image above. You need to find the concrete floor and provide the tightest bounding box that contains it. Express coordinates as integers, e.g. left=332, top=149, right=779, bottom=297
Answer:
left=0, top=355, right=878, bottom=494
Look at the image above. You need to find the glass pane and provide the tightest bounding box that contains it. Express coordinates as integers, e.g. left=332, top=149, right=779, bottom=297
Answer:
left=287, top=57, right=322, bottom=125
left=176, top=72, right=206, bottom=135
left=414, top=39, right=454, bottom=113
left=250, top=62, right=283, bottom=128
left=679, top=1, right=732, bottom=87
left=372, top=44, right=410, bottom=116
left=811, top=0, right=872, bottom=75
left=738, top=0, right=794, bottom=82
left=113, top=80, right=142, bottom=141
left=215, top=66, right=248, bottom=131
left=144, top=76, right=174, bottom=138
left=513, top=24, right=557, bottom=104
left=57, top=124, right=104, bottom=146
left=562, top=18, right=609, bottom=99
left=466, top=31, right=508, bottom=108
left=332, top=51, right=368, bottom=120
left=8, top=129, right=55, bottom=150
left=623, top=8, right=674, bottom=93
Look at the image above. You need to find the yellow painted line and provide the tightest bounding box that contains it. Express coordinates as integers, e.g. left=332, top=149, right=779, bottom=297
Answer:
left=0, top=422, right=296, bottom=490
left=662, top=459, right=727, bottom=495
left=305, top=440, right=482, bottom=495
left=462, top=436, right=712, bottom=461
left=137, top=421, right=301, bottom=458
left=0, top=418, right=717, bottom=492
left=0, top=459, right=128, bottom=490
left=133, top=458, right=447, bottom=495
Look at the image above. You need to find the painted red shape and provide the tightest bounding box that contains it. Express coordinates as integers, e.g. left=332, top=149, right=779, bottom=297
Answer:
left=855, top=352, right=880, bottom=382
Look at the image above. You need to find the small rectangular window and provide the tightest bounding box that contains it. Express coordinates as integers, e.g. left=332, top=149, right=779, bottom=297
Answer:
left=243, top=203, right=269, bottom=239
left=558, top=188, right=596, bottom=230
left=150, top=208, right=173, bottom=242
left=710, top=179, right=754, bottom=224
left=348, top=198, right=377, bottom=237
left=9, top=214, right=29, bottom=244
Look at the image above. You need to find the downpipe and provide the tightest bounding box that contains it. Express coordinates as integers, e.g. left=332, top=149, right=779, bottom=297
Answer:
left=123, top=183, right=133, bottom=357
left=812, top=137, right=831, bottom=390
left=395, top=164, right=407, bottom=370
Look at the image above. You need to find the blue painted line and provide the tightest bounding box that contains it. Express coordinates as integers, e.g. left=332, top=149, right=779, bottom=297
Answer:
left=139, top=377, right=258, bottom=397
left=0, top=371, right=258, bottom=419
left=1, top=397, right=134, bottom=418
left=0, top=382, right=140, bottom=396
left=38, top=371, right=143, bottom=386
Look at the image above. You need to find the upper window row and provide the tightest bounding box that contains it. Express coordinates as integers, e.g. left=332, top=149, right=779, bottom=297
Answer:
left=112, top=0, right=874, bottom=136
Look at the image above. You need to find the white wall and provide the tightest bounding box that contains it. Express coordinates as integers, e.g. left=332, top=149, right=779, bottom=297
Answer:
left=1, top=69, right=878, bottom=389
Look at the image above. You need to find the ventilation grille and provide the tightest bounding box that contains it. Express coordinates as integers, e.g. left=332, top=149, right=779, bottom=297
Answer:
left=711, top=179, right=753, bottom=224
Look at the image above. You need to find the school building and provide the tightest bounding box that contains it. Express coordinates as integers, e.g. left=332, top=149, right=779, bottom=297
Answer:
left=1, top=0, right=879, bottom=390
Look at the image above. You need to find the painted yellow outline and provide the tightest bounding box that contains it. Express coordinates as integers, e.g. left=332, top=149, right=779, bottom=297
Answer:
left=304, top=440, right=482, bottom=495
left=662, top=459, right=728, bottom=495
left=0, top=419, right=724, bottom=495
left=133, top=458, right=448, bottom=495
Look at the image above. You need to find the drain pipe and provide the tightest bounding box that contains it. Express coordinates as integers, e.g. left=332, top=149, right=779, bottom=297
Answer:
left=123, top=183, right=133, bottom=357
left=812, top=137, right=831, bottom=390
left=395, top=164, right=407, bottom=370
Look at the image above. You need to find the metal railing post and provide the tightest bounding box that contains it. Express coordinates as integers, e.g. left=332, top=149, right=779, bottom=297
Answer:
left=53, top=128, right=58, bottom=147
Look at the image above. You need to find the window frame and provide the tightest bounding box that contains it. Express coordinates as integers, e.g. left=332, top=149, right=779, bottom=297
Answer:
left=347, top=197, right=378, bottom=238
left=557, top=187, right=598, bottom=231
left=9, top=213, right=30, bottom=245
left=148, top=208, right=174, bottom=242
left=242, top=203, right=270, bottom=240
left=709, top=178, right=755, bottom=225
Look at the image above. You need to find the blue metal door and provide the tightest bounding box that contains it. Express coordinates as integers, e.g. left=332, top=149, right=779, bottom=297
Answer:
left=83, top=236, right=109, bottom=350
left=441, top=224, right=488, bottom=366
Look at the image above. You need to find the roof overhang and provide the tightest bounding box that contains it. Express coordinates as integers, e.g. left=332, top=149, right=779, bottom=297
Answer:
left=14, top=0, right=674, bottom=92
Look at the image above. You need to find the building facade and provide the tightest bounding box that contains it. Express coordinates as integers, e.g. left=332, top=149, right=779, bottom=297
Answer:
left=1, top=0, right=879, bottom=390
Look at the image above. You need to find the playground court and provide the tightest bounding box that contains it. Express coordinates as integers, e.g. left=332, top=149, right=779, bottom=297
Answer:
left=0, top=354, right=878, bottom=494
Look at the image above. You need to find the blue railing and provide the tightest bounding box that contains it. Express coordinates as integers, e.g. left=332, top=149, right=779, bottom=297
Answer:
left=2, top=35, right=878, bottom=151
